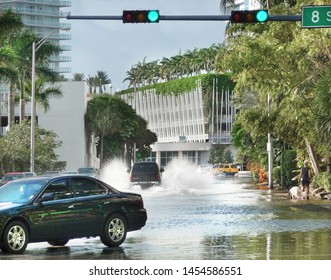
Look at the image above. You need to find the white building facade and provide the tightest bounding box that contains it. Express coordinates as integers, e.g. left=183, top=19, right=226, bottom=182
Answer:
left=37, top=81, right=98, bottom=171
left=121, top=77, right=237, bottom=167
left=0, top=81, right=98, bottom=172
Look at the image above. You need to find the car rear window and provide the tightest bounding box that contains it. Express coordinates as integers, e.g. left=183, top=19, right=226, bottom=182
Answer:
left=77, top=168, right=95, bottom=174
left=4, top=174, right=24, bottom=181
left=132, top=163, right=158, bottom=172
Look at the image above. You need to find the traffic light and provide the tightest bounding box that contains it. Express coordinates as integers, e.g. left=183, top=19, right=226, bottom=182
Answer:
left=230, top=10, right=269, bottom=23
left=122, top=10, right=160, bottom=23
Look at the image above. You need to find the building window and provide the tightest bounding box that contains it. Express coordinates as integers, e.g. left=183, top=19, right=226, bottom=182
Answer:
left=160, top=151, right=178, bottom=167
left=183, top=151, right=195, bottom=163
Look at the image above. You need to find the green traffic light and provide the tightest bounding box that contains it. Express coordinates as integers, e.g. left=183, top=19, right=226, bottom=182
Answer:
left=148, top=10, right=159, bottom=22
left=256, top=10, right=268, bottom=22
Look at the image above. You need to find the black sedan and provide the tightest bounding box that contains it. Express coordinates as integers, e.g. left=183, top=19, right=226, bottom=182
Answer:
left=0, top=175, right=147, bottom=254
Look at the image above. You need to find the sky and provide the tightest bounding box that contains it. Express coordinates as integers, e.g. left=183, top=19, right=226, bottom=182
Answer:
left=65, top=0, right=227, bottom=91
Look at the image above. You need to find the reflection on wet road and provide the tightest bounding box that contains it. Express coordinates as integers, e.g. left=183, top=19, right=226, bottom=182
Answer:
left=1, top=159, right=331, bottom=260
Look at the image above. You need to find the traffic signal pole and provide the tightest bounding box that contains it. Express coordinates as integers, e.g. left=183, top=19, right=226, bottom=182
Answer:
left=66, top=14, right=301, bottom=22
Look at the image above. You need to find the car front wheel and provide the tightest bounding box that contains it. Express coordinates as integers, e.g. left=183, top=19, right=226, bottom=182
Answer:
left=1, top=221, right=29, bottom=254
left=100, top=214, right=127, bottom=247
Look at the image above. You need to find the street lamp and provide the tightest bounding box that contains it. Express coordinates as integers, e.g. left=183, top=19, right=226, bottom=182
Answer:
left=30, top=27, right=69, bottom=172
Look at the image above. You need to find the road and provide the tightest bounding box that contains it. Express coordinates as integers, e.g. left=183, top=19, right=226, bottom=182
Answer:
left=1, top=160, right=330, bottom=260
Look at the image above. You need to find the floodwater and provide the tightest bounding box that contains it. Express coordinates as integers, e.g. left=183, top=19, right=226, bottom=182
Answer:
left=1, top=159, right=330, bottom=260
left=122, top=159, right=331, bottom=260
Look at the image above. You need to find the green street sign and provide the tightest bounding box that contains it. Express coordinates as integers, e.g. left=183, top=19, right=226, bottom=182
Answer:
left=302, top=5, right=331, bottom=28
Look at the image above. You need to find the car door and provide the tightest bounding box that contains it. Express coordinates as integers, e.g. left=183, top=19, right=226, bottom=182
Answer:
left=29, top=178, right=77, bottom=240
left=70, top=177, right=108, bottom=236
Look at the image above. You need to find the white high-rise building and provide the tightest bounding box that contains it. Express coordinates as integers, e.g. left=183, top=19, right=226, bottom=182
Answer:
left=231, top=0, right=261, bottom=10
left=0, top=0, right=71, bottom=74
left=0, top=0, right=72, bottom=137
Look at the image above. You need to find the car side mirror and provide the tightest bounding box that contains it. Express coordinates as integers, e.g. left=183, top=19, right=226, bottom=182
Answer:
left=39, top=192, right=55, bottom=203
left=160, top=167, right=164, bottom=173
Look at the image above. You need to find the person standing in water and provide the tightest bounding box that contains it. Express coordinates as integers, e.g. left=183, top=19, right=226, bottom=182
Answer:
left=299, top=160, right=311, bottom=199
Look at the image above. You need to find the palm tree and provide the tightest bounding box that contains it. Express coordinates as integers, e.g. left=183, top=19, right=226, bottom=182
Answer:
left=85, top=95, right=124, bottom=165
left=122, top=44, right=221, bottom=89
left=24, top=78, right=62, bottom=112
left=86, top=75, right=99, bottom=94
left=96, top=71, right=111, bottom=93
left=159, top=57, right=171, bottom=81
left=0, top=9, right=22, bottom=129
left=1, top=25, right=61, bottom=128
left=0, top=46, right=18, bottom=130
left=72, top=73, right=85, bottom=81
left=19, top=33, right=60, bottom=121
left=0, top=9, right=22, bottom=38
left=86, top=75, right=94, bottom=94
left=123, top=67, right=138, bottom=89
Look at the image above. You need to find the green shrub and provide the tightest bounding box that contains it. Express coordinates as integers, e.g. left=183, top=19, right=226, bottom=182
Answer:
left=273, top=166, right=281, bottom=185
left=272, top=150, right=298, bottom=189
left=312, top=172, right=331, bottom=192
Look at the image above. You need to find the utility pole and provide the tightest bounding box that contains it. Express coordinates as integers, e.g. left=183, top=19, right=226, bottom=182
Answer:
left=267, top=94, right=273, bottom=189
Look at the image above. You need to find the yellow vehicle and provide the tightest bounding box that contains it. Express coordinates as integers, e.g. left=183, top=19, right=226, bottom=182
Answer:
left=212, top=163, right=239, bottom=176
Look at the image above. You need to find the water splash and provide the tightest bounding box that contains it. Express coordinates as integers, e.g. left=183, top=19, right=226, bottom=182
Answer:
left=98, top=158, right=216, bottom=195
left=98, top=158, right=130, bottom=191
left=161, top=158, right=214, bottom=194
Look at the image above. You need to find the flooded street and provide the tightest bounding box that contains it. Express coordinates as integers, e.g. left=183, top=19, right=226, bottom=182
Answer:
left=1, top=159, right=331, bottom=260
left=125, top=167, right=331, bottom=260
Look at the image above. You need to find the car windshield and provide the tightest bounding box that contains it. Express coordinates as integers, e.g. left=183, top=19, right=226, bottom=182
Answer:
left=0, top=179, right=47, bottom=203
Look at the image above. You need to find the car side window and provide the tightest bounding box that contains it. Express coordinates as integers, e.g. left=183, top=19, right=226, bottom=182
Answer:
left=44, top=179, right=72, bottom=201
left=72, top=178, right=107, bottom=197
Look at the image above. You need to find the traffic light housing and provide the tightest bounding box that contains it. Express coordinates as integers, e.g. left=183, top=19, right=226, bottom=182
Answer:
left=230, top=10, right=269, bottom=23
left=122, top=10, right=160, bottom=23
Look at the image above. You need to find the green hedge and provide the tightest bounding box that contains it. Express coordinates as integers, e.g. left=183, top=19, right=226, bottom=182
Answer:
left=117, top=73, right=235, bottom=96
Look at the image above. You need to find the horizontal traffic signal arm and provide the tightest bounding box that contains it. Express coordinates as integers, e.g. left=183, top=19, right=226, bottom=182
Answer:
left=66, top=13, right=301, bottom=22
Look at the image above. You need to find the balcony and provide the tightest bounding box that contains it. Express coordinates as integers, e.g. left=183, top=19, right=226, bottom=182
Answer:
left=15, top=1, right=71, bottom=7
left=50, top=56, right=71, bottom=63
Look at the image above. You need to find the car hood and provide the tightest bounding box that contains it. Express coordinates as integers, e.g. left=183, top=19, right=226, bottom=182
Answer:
left=0, top=202, right=22, bottom=211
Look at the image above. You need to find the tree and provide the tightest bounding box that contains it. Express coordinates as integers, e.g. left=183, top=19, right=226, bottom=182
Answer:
left=0, top=121, right=63, bottom=174
left=72, top=73, right=85, bottom=81
left=0, top=9, right=22, bottom=39
left=1, top=27, right=61, bottom=128
left=85, top=95, right=157, bottom=167
left=0, top=10, right=23, bottom=120
left=96, top=71, right=111, bottom=94
left=24, top=78, right=63, bottom=112
left=123, top=115, right=157, bottom=167
left=12, top=30, right=60, bottom=122
left=214, top=1, right=330, bottom=175
left=122, top=44, right=221, bottom=90
left=208, top=144, right=233, bottom=164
